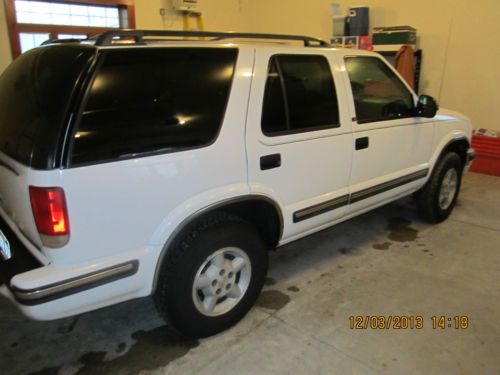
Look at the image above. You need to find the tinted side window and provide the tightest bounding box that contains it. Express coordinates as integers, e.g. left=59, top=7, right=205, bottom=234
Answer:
left=0, top=46, right=94, bottom=169
left=262, top=55, right=339, bottom=136
left=70, top=48, right=237, bottom=165
left=261, top=58, right=287, bottom=134
left=345, top=57, right=415, bottom=124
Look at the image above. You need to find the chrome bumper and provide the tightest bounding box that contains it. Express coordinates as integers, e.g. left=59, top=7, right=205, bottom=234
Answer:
left=12, top=260, right=139, bottom=305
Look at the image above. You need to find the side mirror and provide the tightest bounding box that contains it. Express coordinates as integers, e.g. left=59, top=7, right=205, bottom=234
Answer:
left=416, top=95, right=439, bottom=118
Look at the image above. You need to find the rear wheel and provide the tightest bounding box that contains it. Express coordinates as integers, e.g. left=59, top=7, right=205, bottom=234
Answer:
left=154, top=212, right=268, bottom=338
left=416, top=152, right=463, bottom=223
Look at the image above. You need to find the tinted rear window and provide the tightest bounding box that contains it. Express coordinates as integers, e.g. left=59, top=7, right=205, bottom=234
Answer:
left=262, top=55, right=339, bottom=136
left=70, top=48, right=238, bottom=166
left=0, top=46, right=95, bottom=169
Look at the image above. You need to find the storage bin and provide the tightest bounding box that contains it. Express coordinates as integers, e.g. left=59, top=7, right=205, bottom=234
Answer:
left=373, top=26, right=417, bottom=45
left=346, top=6, right=369, bottom=36
left=470, top=134, right=500, bottom=176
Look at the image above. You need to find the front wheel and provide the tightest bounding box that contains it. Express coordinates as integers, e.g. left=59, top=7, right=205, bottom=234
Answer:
left=416, top=152, right=463, bottom=223
left=154, top=212, right=268, bottom=338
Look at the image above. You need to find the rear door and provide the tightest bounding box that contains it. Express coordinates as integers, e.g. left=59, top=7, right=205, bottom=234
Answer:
left=246, top=48, right=353, bottom=242
left=338, top=52, right=434, bottom=214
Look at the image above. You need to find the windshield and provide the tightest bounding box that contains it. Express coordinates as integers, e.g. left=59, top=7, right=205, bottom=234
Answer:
left=0, top=45, right=95, bottom=169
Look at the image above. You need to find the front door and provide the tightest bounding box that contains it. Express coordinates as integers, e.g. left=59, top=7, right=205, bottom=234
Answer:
left=338, top=53, right=434, bottom=214
left=246, top=48, right=353, bottom=243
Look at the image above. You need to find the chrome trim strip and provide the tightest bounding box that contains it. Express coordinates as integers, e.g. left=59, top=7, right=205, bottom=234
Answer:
left=293, top=194, right=349, bottom=223
left=13, top=260, right=139, bottom=305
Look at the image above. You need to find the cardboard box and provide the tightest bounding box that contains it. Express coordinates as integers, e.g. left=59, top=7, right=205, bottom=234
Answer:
left=470, top=134, right=500, bottom=177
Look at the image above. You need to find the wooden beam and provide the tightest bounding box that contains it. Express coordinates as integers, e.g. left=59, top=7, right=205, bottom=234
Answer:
left=3, top=0, right=136, bottom=58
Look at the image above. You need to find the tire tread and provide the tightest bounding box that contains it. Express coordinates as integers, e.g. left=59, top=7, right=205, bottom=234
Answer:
left=154, top=211, right=265, bottom=337
left=416, top=152, right=462, bottom=223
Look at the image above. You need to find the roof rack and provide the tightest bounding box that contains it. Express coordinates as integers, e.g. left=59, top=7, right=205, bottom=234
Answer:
left=41, top=38, right=86, bottom=46
left=92, top=30, right=331, bottom=47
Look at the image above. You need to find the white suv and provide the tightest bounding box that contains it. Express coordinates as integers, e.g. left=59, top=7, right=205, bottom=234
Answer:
left=0, top=30, right=475, bottom=338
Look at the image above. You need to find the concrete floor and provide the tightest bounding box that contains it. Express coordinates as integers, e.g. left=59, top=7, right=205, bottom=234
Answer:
left=0, top=172, right=499, bottom=375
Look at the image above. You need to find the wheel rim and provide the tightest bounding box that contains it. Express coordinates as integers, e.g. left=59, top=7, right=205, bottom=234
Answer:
left=192, top=247, right=251, bottom=317
left=438, top=168, right=458, bottom=210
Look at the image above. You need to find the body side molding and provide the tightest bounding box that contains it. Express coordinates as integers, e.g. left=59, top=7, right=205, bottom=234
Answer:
left=293, top=168, right=429, bottom=222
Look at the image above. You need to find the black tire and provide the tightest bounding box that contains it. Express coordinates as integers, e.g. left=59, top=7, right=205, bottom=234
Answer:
left=154, top=212, right=268, bottom=338
left=416, top=152, right=463, bottom=223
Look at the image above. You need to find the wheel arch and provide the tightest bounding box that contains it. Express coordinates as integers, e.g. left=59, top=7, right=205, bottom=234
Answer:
left=430, top=134, right=470, bottom=175
left=439, top=138, right=470, bottom=167
left=152, top=195, right=283, bottom=290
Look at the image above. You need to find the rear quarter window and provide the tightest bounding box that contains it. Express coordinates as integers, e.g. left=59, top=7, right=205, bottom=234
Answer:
left=0, top=46, right=95, bottom=169
left=70, top=48, right=238, bottom=166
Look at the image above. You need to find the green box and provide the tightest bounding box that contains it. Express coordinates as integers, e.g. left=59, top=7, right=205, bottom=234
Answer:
left=373, top=26, right=416, bottom=45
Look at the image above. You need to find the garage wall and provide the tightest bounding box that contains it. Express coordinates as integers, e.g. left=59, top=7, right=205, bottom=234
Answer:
left=247, top=0, right=500, bottom=131
left=343, top=0, right=500, bottom=132
left=0, top=0, right=251, bottom=72
left=0, top=3, right=11, bottom=73
left=437, top=0, right=500, bottom=132
left=245, top=0, right=451, bottom=97
left=0, top=0, right=499, bottom=131
left=135, top=0, right=251, bottom=32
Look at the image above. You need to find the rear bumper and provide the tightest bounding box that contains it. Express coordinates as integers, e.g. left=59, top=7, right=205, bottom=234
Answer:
left=0, top=214, right=158, bottom=320
left=0, top=251, right=155, bottom=320
left=11, top=260, right=139, bottom=306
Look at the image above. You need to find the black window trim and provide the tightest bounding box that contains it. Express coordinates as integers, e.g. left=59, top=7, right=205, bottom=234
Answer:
left=63, top=47, right=239, bottom=169
left=344, top=55, right=417, bottom=125
left=59, top=47, right=101, bottom=169
left=261, top=53, right=341, bottom=138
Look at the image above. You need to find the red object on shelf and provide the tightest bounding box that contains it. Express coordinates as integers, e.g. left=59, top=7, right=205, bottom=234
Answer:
left=469, top=134, right=500, bottom=176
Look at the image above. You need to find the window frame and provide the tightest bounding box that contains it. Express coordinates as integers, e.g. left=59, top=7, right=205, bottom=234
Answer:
left=261, top=54, right=341, bottom=138
left=344, top=56, right=416, bottom=125
left=3, top=0, right=136, bottom=58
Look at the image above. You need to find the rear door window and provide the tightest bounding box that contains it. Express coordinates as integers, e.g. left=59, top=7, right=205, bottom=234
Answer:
left=345, top=57, right=415, bottom=124
left=262, top=55, right=340, bottom=136
left=70, top=48, right=238, bottom=166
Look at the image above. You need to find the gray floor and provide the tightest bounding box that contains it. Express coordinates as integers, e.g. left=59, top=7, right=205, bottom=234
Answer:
left=1, top=172, right=499, bottom=375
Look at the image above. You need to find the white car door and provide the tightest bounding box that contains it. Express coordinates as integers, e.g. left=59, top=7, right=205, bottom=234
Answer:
left=246, top=48, right=353, bottom=244
left=337, top=52, right=434, bottom=215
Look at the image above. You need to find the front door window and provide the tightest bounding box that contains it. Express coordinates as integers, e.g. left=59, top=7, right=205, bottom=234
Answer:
left=345, top=57, right=415, bottom=124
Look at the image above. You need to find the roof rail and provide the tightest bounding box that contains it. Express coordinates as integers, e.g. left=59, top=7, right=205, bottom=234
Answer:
left=93, top=30, right=330, bottom=47
left=41, top=38, right=86, bottom=46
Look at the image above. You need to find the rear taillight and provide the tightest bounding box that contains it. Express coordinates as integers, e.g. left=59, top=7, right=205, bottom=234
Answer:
left=29, top=186, right=70, bottom=247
